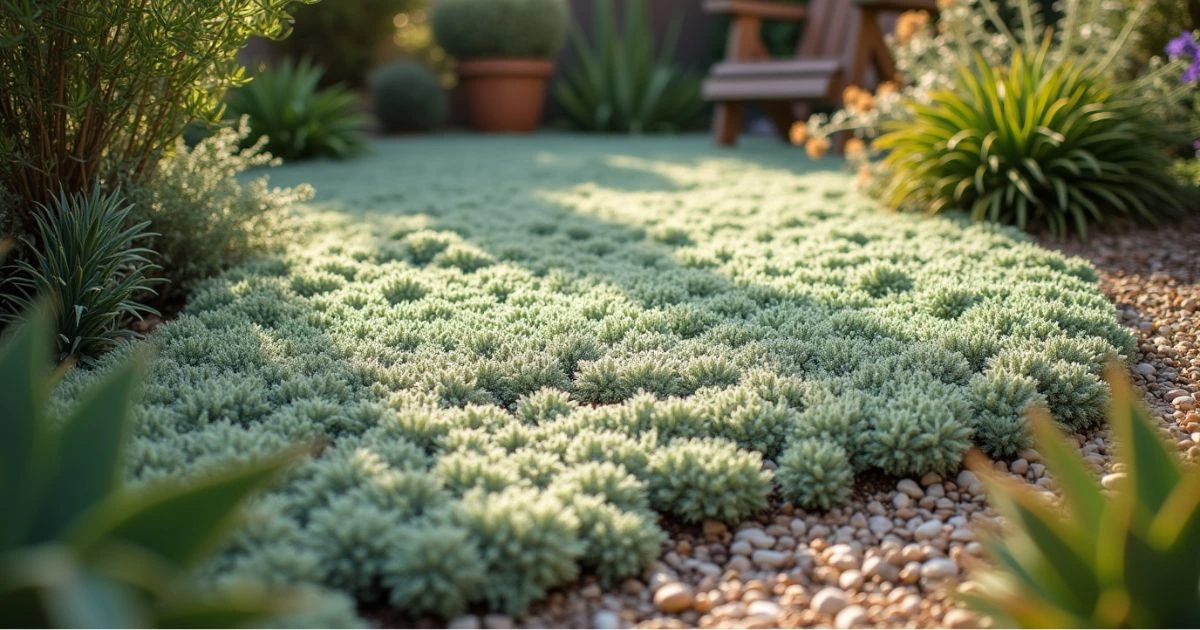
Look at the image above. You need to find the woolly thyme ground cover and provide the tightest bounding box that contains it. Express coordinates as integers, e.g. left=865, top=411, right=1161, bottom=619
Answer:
left=56, top=135, right=1131, bottom=624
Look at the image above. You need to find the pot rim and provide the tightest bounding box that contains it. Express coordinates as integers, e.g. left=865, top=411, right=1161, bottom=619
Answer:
left=456, top=58, right=555, bottom=79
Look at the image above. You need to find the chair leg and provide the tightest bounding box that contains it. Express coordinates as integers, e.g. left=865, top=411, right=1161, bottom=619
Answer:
left=713, top=102, right=744, bottom=146
left=762, top=101, right=796, bottom=142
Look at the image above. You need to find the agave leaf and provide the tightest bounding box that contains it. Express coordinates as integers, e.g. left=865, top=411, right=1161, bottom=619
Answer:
left=1107, top=365, right=1181, bottom=517
left=0, top=308, right=55, bottom=551
left=1122, top=522, right=1200, bottom=627
left=973, top=461, right=1101, bottom=612
left=1026, top=408, right=1105, bottom=524
left=153, top=591, right=301, bottom=628
left=30, top=353, right=148, bottom=544
left=0, top=545, right=150, bottom=628
left=68, top=449, right=302, bottom=570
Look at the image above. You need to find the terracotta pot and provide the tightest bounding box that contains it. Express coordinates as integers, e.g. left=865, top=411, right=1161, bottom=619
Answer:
left=456, top=58, right=554, bottom=133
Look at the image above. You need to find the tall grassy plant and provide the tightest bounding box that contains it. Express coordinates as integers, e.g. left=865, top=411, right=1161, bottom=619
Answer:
left=874, top=44, right=1185, bottom=238
left=0, top=188, right=160, bottom=365
left=555, top=0, right=703, bottom=133
left=966, top=368, right=1200, bottom=627
left=0, top=0, right=312, bottom=213
left=224, top=59, right=369, bottom=161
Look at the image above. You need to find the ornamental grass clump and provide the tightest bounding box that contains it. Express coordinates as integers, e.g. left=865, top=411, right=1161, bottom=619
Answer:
left=225, top=59, right=369, bottom=161
left=796, top=0, right=1194, bottom=237
left=875, top=43, right=1185, bottom=237
left=555, top=0, right=704, bottom=133
left=0, top=188, right=160, bottom=365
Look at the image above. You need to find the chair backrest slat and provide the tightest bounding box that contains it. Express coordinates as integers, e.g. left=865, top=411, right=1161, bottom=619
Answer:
left=797, top=0, right=859, bottom=62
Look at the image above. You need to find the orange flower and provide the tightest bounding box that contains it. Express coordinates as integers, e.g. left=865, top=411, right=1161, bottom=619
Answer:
left=805, top=137, right=830, bottom=160
left=845, top=137, right=868, bottom=160
left=789, top=121, right=809, bottom=146
left=857, top=165, right=873, bottom=187
left=894, top=10, right=931, bottom=45
left=843, top=85, right=865, bottom=107
left=876, top=81, right=899, bottom=96
left=855, top=91, right=876, bottom=112
left=936, top=0, right=954, bottom=9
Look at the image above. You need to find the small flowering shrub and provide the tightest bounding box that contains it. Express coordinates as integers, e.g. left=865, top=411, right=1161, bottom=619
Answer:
left=875, top=44, right=1183, bottom=237
left=128, top=119, right=314, bottom=303
left=796, top=0, right=1193, bottom=236
left=1167, top=30, right=1200, bottom=187
left=56, top=137, right=1132, bottom=621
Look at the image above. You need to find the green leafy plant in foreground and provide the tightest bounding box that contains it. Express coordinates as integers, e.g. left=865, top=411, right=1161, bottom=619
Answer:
left=225, top=59, right=369, bottom=161
left=967, top=367, right=1200, bottom=627
left=875, top=42, right=1185, bottom=238
left=555, top=0, right=703, bottom=133
left=0, top=188, right=160, bottom=366
left=0, top=308, right=302, bottom=627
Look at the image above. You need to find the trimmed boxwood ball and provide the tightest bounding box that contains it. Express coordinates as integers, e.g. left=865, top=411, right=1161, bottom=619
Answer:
left=430, top=0, right=569, bottom=59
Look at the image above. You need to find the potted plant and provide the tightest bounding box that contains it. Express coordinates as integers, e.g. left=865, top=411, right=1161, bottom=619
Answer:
left=431, top=0, right=569, bottom=132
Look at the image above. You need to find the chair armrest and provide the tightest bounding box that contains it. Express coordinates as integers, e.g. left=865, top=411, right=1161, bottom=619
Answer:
left=703, top=0, right=808, bottom=22
left=852, top=0, right=937, bottom=11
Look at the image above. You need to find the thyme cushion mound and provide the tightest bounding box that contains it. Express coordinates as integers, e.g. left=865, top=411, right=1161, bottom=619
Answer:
left=55, top=135, right=1132, bottom=622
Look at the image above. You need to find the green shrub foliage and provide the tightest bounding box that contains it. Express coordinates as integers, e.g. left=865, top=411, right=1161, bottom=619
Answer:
left=225, top=59, right=370, bottom=161
left=53, top=137, right=1134, bottom=621
left=876, top=43, right=1185, bottom=238
left=370, top=61, right=449, bottom=133
left=128, top=119, right=314, bottom=303
left=274, top=0, right=422, bottom=87
left=0, top=188, right=159, bottom=365
left=777, top=439, right=855, bottom=511
left=0, top=0, right=310, bottom=212
left=431, top=0, right=569, bottom=59
left=556, top=0, right=704, bottom=133
left=647, top=438, right=772, bottom=523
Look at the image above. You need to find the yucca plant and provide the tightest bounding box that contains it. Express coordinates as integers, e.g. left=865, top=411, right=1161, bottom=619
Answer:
left=0, top=307, right=305, bottom=627
left=965, top=367, right=1200, bottom=627
left=874, top=41, right=1185, bottom=238
left=225, top=59, right=369, bottom=161
left=0, top=188, right=160, bottom=366
left=555, top=0, right=703, bottom=133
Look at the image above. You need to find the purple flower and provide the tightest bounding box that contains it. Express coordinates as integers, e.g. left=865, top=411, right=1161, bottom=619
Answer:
left=1167, top=32, right=1200, bottom=84
left=1186, top=62, right=1200, bottom=83
left=1166, top=31, right=1197, bottom=59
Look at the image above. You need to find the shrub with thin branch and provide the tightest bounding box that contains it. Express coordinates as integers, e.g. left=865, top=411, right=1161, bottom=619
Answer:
left=0, top=0, right=312, bottom=212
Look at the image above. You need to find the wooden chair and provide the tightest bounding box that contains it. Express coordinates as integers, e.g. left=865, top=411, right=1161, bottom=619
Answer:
left=703, top=0, right=937, bottom=146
